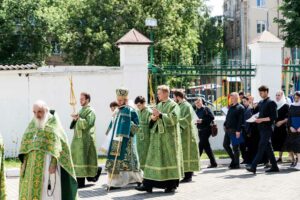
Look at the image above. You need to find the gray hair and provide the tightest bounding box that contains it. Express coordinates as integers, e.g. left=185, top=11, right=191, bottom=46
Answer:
left=230, top=92, right=239, bottom=98
left=33, top=100, right=49, bottom=111
left=157, top=85, right=170, bottom=94
left=276, top=90, right=284, bottom=96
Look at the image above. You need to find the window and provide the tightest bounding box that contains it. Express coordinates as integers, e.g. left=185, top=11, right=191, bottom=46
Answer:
left=257, top=21, right=266, bottom=33
left=224, top=2, right=228, bottom=11
left=257, top=0, right=266, bottom=7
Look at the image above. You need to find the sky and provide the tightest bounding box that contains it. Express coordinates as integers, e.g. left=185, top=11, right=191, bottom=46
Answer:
left=206, top=0, right=224, bottom=16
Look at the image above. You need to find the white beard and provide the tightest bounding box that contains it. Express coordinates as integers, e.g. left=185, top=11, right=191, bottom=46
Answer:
left=34, top=112, right=50, bottom=129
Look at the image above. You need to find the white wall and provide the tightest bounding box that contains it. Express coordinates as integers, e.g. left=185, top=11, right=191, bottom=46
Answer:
left=0, top=67, right=227, bottom=157
left=0, top=40, right=150, bottom=157
left=0, top=67, right=130, bottom=156
left=210, top=116, right=226, bottom=150
left=249, top=41, right=284, bottom=101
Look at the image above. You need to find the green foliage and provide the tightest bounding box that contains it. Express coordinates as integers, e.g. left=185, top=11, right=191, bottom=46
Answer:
left=275, top=0, right=300, bottom=47
left=62, top=0, right=203, bottom=66
left=0, top=0, right=207, bottom=66
left=199, top=13, right=224, bottom=62
left=0, top=0, right=73, bottom=65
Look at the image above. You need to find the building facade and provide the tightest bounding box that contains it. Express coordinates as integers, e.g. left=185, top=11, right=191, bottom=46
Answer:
left=224, top=0, right=283, bottom=62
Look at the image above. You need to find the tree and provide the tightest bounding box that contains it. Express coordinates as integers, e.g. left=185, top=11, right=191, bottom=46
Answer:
left=0, top=0, right=73, bottom=65
left=60, top=0, right=143, bottom=66
left=61, top=0, right=204, bottom=66
left=0, top=0, right=206, bottom=66
left=199, top=13, right=224, bottom=63
left=275, top=0, right=300, bottom=47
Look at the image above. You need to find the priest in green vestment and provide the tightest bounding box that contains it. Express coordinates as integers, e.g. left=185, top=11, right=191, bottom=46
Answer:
left=70, top=92, right=101, bottom=188
left=0, top=134, right=6, bottom=200
left=105, top=88, right=142, bottom=190
left=173, top=90, right=200, bottom=182
left=134, top=96, right=152, bottom=170
left=19, top=101, right=77, bottom=200
left=136, top=85, right=183, bottom=193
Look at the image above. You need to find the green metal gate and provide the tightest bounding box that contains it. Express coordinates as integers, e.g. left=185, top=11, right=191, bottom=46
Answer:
left=148, top=50, right=256, bottom=112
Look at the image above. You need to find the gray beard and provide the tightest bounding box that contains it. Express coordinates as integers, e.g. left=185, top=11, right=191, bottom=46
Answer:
left=34, top=112, right=50, bottom=129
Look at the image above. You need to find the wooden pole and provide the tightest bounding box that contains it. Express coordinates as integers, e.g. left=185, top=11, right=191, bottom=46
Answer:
left=107, top=138, right=122, bottom=191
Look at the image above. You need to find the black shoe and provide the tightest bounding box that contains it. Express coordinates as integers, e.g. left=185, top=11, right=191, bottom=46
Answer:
left=265, top=167, right=279, bottom=173
left=290, top=161, right=296, bottom=167
left=137, top=182, right=142, bottom=187
left=164, top=188, right=176, bottom=193
left=135, top=186, right=153, bottom=193
left=246, top=166, right=256, bottom=174
left=207, top=164, right=218, bottom=168
left=180, top=178, right=192, bottom=183
left=87, top=167, right=102, bottom=182
left=240, top=161, right=246, bottom=164
left=135, top=186, right=152, bottom=193
left=77, top=178, right=86, bottom=188
left=276, top=158, right=282, bottom=163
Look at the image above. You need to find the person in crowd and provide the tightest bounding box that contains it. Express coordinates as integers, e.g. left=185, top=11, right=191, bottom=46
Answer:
left=239, top=91, right=245, bottom=107
left=134, top=96, right=152, bottom=171
left=272, top=90, right=289, bottom=163
left=136, top=85, right=183, bottom=193
left=285, top=91, right=300, bottom=170
left=241, top=96, right=254, bottom=164
left=70, top=92, right=101, bottom=188
left=223, top=92, right=245, bottom=169
left=195, top=97, right=217, bottom=168
left=109, top=101, right=119, bottom=112
left=100, top=101, right=119, bottom=155
left=19, top=101, right=77, bottom=200
left=173, top=90, right=200, bottom=182
left=246, top=94, right=269, bottom=166
left=246, top=85, right=279, bottom=174
left=105, top=88, right=142, bottom=190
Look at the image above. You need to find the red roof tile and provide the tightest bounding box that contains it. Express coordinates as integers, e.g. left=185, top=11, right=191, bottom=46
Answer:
left=116, top=28, right=152, bottom=45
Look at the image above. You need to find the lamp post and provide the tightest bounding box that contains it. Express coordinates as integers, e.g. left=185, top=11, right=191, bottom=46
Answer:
left=145, top=18, right=157, bottom=68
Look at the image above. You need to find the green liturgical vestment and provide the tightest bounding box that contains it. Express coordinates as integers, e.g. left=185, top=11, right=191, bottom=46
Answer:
left=136, top=107, right=152, bottom=170
left=178, top=100, right=200, bottom=172
left=0, top=135, right=6, bottom=200
left=144, top=99, right=183, bottom=181
left=19, top=112, right=77, bottom=200
left=71, top=106, right=98, bottom=177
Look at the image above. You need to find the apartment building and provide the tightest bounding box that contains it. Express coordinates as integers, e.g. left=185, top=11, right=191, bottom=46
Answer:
left=224, top=0, right=283, bottom=62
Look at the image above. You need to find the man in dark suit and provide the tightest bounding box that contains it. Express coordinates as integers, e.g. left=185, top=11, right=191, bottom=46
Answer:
left=223, top=92, right=245, bottom=169
left=246, top=85, right=279, bottom=174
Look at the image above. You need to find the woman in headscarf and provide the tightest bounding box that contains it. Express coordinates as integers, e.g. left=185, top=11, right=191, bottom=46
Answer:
left=285, top=91, right=300, bottom=170
left=272, top=90, right=289, bottom=163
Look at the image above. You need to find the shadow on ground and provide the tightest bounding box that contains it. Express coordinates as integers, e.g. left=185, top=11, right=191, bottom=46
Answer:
left=112, top=191, right=176, bottom=200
